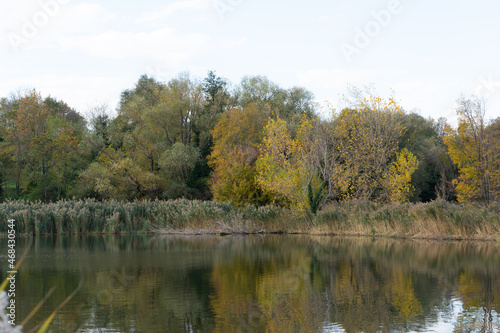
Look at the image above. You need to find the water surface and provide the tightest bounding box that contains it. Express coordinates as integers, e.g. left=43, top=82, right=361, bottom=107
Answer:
left=2, top=235, right=500, bottom=332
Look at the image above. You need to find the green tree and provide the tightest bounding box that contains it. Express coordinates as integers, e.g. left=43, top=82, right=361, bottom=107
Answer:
left=82, top=73, right=221, bottom=200
left=399, top=113, right=456, bottom=202
left=203, top=70, right=231, bottom=114
left=0, top=90, right=88, bottom=200
left=159, top=142, right=200, bottom=198
left=0, top=97, right=17, bottom=199
left=79, top=148, right=163, bottom=200
left=237, top=75, right=316, bottom=120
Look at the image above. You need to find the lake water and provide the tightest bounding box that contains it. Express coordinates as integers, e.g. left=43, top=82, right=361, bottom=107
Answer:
left=2, top=235, right=500, bottom=332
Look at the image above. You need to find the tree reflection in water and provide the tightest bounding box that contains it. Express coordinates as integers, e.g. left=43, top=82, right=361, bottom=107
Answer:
left=3, top=235, right=500, bottom=332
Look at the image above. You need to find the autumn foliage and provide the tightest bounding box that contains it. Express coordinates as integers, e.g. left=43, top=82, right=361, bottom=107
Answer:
left=0, top=73, right=498, bottom=212
left=208, top=104, right=270, bottom=206
left=255, top=96, right=420, bottom=216
left=256, top=116, right=324, bottom=215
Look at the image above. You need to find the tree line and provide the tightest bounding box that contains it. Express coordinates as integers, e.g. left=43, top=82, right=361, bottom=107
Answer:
left=0, top=71, right=498, bottom=212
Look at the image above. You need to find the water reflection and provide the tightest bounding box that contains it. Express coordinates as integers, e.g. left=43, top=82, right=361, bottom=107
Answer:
left=1, top=235, right=500, bottom=332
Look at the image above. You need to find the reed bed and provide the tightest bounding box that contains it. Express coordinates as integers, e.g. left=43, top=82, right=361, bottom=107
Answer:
left=0, top=198, right=290, bottom=235
left=0, top=199, right=499, bottom=239
left=312, top=200, right=500, bottom=240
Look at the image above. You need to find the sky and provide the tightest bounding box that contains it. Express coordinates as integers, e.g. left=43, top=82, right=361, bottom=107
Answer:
left=1, top=0, right=499, bottom=124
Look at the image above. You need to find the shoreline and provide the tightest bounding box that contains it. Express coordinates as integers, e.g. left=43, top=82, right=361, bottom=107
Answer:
left=2, top=229, right=499, bottom=242
left=0, top=198, right=499, bottom=242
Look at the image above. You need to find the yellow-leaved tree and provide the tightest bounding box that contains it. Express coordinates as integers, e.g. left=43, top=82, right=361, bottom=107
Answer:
left=443, top=96, right=500, bottom=203
left=333, top=94, right=418, bottom=203
left=385, top=148, right=419, bottom=203
left=256, top=116, right=324, bottom=217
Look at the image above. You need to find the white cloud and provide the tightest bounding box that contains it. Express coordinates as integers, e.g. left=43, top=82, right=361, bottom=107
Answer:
left=58, top=28, right=210, bottom=65
left=0, top=0, right=41, bottom=31
left=136, top=0, right=211, bottom=24
left=0, top=74, right=126, bottom=115
left=0, top=2, right=114, bottom=51
left=58, top=2, right=115, bottom=33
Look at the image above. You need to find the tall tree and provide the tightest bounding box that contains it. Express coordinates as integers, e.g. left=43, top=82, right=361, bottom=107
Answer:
left=186, top=71, right=232, bottom=199
left=256, top=116, right=325, bottom=216
left=0, top=97, right=17, bottom=199
left=203, top=70, right=230, bottom=114
left=81, top=77, right=168, bottom=199
left=236, top=75, right=316, bottom=120
left=333, top=95, right=418, bottom=203
left=444, top=96, right=499, bottom=203
left=208, top=104, right=271, bottom=205
left=485, top=118, right=500, bottom=202
left=82, top=73, right=211, bottom=200
left=399, top=113, right=456, bottom=202
left=0, top=90, right=88, bottom=200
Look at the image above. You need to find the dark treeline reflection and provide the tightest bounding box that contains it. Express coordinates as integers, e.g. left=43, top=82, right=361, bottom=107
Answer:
left=3, top=236, right=500, bottom=332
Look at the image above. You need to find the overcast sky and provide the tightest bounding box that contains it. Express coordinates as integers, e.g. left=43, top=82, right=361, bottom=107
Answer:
left=1, top=0, right=499, bottom=124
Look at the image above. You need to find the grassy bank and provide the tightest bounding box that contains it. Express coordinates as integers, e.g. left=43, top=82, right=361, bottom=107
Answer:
left=0, top=199, right=499, bottom=240
left=0, top=198, right=291, bottom=235
left=313, top=200, right=500, bottom=240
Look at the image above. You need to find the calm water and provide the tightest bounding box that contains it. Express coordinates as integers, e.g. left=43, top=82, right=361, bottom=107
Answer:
left=1, top=235, right=500, bottom=332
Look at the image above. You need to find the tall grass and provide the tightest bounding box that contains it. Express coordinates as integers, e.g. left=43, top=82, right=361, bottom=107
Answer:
left=1, top=199, right=499, bottom=239
left=313, top=199, right=500, bottom=240
left=0, top=199, right=290, bottom=235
